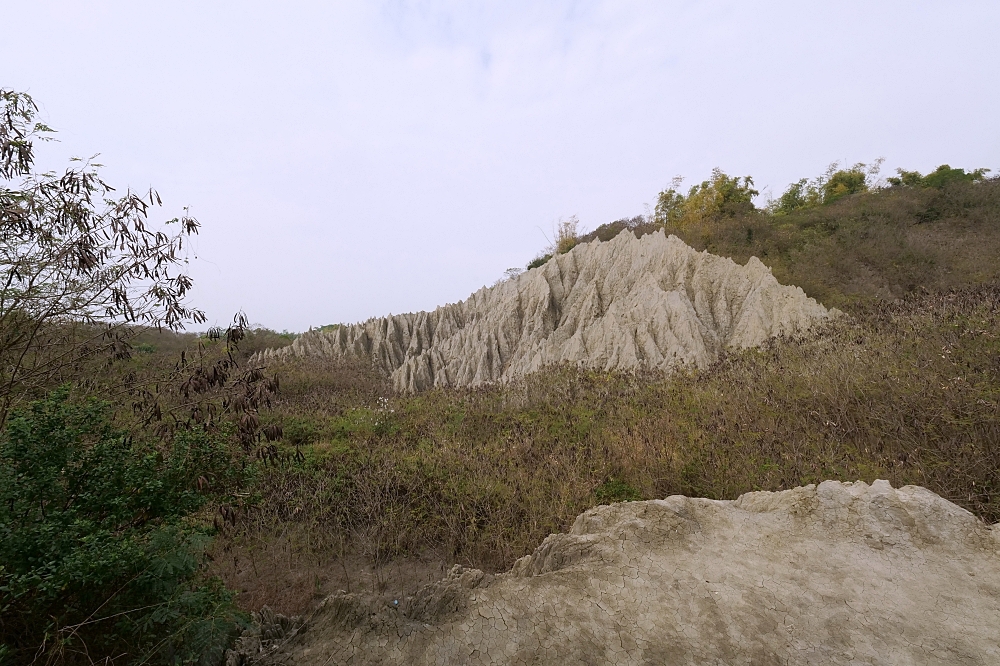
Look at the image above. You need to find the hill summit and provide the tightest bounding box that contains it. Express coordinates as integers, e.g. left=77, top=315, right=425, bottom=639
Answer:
left=263, top=231, right=834, bottom=390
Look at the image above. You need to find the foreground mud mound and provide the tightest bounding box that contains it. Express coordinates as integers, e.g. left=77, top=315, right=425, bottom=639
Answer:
left=251, top=481, right=1000, bottom=665
left=262, top=231, right=833, bottom=391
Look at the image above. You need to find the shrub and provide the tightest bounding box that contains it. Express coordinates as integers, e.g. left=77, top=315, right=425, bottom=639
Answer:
left=594, top=478, right=642, bottom=503
left=654, top=169, right=758, bottom=229
left=0, top=389, right=246, bottom=665
left=770, top=160, right=883, bottom=213
left=283, top=415, right=321, bottom=447
left=822, top=166, right=869, bottom=202
left=554, top=216, right=581, bottom=255
left=497, top=267, right=523, bottom=284
left=577, top=216, right=650, bottom=244
left=771, top=178, right=812, bottom=214
left=888, top=164, right=991, bottom=189
left=526, top=254, right=553, bottom=270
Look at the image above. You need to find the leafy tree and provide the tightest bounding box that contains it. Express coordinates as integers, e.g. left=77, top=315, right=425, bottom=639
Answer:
left=653, top=176, right=687, bottom=227
left=0, top=90, right=204, bottom=424
left=771, top=178, right=812, bottom=214
left=654, top=169, right=758, bottom=229
left=887, top=164, right=991, bottom=189
left=822, top=166, right=869, bottom=203
left=0, top=389, right=247, bottom=665
left=770, top=159, right=883, bottom=213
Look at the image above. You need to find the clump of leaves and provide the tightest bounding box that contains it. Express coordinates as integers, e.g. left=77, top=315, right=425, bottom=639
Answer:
left=770, top=159, right=884, bottom=214
left=0, top=389, right=247, bottom=665
left=655, top=169, right=758, bottom=228
left=594, top=478, right=642, bottom=503
left=888, top=164, right=991, bottom=189
left=526, top=253, right=552, bottom=270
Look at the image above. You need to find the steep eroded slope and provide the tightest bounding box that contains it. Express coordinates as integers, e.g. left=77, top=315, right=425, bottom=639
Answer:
left=263, top=231, right=834, bottom=390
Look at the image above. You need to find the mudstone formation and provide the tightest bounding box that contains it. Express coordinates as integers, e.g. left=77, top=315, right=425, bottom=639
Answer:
left=240, top=481, right=1000, bottom=665
left=261, top=231, right=835, bottom=390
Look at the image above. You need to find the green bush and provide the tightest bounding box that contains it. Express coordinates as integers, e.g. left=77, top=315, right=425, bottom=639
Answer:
left=283, top=416, right=321, bottom=447
left=771, top=178, right=812, bottom=214
left=0, top=389, right=246, bottom=665
left=526, top=254, right=552, bottom=270
left=770, top=160, right=883, bottom=213
left=888, top=164, right=990, bottom=189
left=654, top=169, right=758, bottom=228
left=594, top=478, right=642, bottom=503
left=822, top=166, right=869, bottom=202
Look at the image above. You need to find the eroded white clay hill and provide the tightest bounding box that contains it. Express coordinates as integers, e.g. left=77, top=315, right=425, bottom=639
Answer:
left=261, top=231, right=835, bottom=391
left=239, top=481, right=1000, bottom=665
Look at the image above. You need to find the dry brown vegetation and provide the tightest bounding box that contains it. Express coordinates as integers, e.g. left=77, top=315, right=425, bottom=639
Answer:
left=204, top=178, right=1000, bottom=615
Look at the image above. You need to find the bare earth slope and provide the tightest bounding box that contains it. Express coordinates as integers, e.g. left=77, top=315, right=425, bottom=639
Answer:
left=253, top=481, right=1000, bottom=665
left=262, top=231, right=834, bottom=391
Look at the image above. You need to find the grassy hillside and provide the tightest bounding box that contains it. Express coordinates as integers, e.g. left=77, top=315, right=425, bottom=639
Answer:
left=207, top=174, right=1000, bottom=614
left=660, top=179, right=1000, bottom=310
left=13, top=167, right=995, bottom=626
left=569, top=175, right=1000, bottom=311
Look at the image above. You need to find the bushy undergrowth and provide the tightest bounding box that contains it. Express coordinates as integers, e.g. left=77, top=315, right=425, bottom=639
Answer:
left=0, top=390, right=248, bottom=665
left=661, top=177, right=1000, bottom=309
left=563, top=176, right=1000, bottom=311
left=18, top=163, right=994, bottom=635
left=204, top=172, right=1000, bottom=615
left=213, top=284, right=999, bottom=613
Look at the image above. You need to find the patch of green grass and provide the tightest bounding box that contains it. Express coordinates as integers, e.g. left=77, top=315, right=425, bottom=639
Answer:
left=595, top=478, right=642, bottom=503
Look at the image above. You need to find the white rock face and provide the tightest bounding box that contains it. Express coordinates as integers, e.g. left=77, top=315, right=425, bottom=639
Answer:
left=262, top=231, right=833, bottom=391
left=263, top=481, right=1000, bottom=665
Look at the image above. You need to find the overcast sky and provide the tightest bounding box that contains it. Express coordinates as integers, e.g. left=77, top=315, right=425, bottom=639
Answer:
left=6, top=1, right=999, bottom=331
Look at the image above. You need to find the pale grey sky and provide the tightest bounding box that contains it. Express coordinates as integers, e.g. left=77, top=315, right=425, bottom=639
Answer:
left=5, top=1, right=999, bottom=330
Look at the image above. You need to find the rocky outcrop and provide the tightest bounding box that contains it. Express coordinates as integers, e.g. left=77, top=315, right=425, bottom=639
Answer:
left=262, top=481, right=1000, bottom=665
left=261, top=231, right=835, bottom=391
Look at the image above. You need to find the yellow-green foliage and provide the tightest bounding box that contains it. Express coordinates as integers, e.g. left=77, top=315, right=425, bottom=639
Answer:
left=888, top=164, right=991, bottom=189
left=554, top=215, right=581, bottom=255
left=660, top=175, right=1000, bottom=310
left=654, top=168, right=758, bottom=228
left=770, top=160, right=884, bottom=214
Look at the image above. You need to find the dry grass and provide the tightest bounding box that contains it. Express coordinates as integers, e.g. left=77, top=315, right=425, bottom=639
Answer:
left=205, top=179, right=1000, bottom=614
left=210, top=286, right=1000, bottom=613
